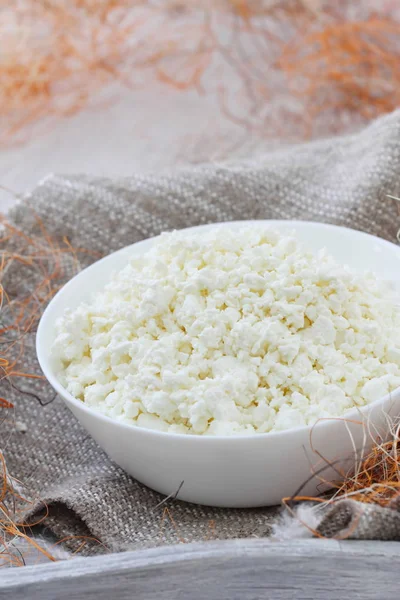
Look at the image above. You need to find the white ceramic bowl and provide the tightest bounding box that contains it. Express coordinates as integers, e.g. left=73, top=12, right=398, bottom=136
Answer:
left=37, top=221, right=400, bottom=507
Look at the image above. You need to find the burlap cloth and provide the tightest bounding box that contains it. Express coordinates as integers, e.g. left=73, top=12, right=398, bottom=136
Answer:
left=316, top=495, right=400, bottom=540
left=3, top=109, right=400, bottom=554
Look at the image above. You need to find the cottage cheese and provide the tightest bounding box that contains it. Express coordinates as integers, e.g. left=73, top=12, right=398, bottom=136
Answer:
left=53, top=227, right=400, bottom=435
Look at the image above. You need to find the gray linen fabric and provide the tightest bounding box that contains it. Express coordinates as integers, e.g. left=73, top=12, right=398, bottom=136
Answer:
left=316, top=495, right=400, bottom=540
left=3, top=109, right=400, bottom=554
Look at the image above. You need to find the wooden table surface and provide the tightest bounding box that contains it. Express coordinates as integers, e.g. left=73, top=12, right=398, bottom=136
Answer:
left=0, top=81, right=275, bottom=215
left=1, top=538, right=398, bottom=599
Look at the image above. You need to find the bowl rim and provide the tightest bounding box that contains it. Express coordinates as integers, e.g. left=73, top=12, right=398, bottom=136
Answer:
left=36, top=219, right=400, bottom=441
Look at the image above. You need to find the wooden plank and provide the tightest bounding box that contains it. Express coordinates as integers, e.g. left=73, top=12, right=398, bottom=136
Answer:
left=0, top=539, right=399, bottom=600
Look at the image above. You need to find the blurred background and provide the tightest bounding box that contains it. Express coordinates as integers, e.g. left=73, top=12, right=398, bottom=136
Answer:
left=1, top=0, right=400, bottom=211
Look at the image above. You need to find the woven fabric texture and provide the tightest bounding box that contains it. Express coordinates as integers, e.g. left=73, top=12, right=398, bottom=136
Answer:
left=3, top=109, right=400, bottom=553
